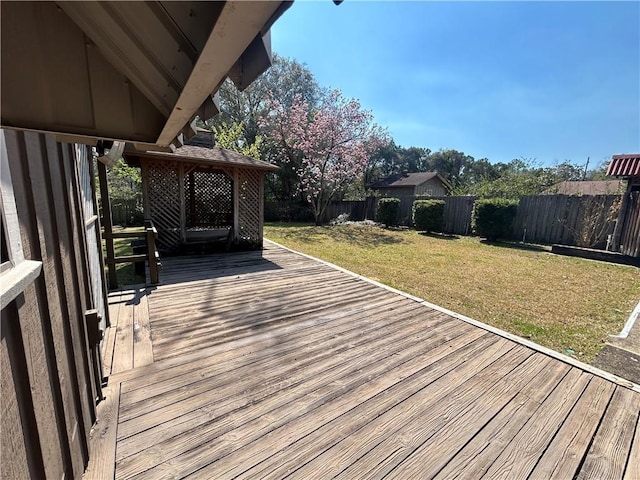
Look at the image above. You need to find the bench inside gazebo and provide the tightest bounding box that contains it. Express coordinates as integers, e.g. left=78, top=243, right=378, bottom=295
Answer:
left=124, top=130, right=278, bottom=254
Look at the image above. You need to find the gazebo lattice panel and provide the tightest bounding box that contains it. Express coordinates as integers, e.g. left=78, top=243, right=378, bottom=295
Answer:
left=237, top=168, right=262, bottom=244
left=145, top=160, right=181, bottom=251
left=138, top=149, right=270, bottom=253
left=184, top=169, right=232, bottom=229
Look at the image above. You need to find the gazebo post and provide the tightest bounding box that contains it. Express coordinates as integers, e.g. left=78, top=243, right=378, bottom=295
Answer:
left=233, top=168, right=239, bottom=244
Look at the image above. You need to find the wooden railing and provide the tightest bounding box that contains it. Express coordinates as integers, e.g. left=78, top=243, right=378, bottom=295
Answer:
left=103, top=219, right=161, bottom=289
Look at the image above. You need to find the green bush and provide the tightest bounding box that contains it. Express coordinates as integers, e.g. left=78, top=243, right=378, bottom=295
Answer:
left=413, top=200, right=445, bottom=233
left=376, top=198, right=401, bottom=227
left=472, top=198, right=518, bottom=241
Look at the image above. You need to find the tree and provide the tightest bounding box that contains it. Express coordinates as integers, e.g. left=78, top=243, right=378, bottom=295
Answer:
left=211, top=122, right=262, bottom=158
left=199, top=55, right=324, bottom=202
left=106, top=158, right=141, bottom=204
left=207, top=55, right=323, bottom=145
left=262, top=89, right=388, bottom=225
left=425, top=149, right=476, bottom=188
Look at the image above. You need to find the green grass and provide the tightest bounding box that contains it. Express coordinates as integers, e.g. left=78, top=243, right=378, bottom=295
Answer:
left=104, top=226, right=146, bottom=287
left=264, top=222, right=640, bottom=363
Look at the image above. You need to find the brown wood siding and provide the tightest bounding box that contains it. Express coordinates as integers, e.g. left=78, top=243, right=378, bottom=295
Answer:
left=1, top=130, right=97, bottom=479
left=375, top=186, right=414, bottom=197
left=415, top=178, right=447, bottom=197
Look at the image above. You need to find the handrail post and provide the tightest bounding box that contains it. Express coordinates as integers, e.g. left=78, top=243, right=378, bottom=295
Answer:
left=98, top=160, right=118, bottom=289
left=145, top=220, right=159, bottom=284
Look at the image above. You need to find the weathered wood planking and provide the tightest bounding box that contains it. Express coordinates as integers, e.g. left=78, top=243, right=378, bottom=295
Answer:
left=577, top=387, right=640, bottom=479
left=132, top=288, right=153, bottom=368
left=99, top=243, right=640, bottom=479
left=83, top=382, right=121, bottom=480
left=101, top=290, right=122, bottom=377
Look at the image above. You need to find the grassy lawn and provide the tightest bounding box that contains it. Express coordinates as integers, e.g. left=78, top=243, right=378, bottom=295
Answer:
left=104, top=226, right=147, bottom=287
left=264, top=222, right=640, bottom=363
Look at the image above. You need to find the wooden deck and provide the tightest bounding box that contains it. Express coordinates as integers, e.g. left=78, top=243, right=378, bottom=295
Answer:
left=88, top=242, right=640, bottom=479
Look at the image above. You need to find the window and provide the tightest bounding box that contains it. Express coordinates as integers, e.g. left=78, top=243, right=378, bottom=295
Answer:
left=0, top=129, right=42, bottom=309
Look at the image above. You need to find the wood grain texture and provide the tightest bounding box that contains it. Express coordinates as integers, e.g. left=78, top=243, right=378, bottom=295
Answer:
left=577, top=386, right=640, bottom=479
left=1, top=303, right=43, bottom=480
left=623, top=412, right=640, bottom=480
left=96, top=244, right=640, bottom=480
left=84, top=382, right=121, bottom=480
left=132, top=288, right=153, bottom=368
left=529, top=376, right=615, bottom=479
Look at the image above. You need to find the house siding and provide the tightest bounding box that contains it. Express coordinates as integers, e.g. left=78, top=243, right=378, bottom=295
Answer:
left=1, top=130, right=100, bottom=479
left=373, top=177, right=449, bottom=198
left=376, top=186, right=415, bottom=197
left=415, top=178, right=448, bottom=197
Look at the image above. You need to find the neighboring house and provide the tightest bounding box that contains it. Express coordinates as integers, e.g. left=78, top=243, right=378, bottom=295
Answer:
left=547, top=180, right=625, bottom=195
left=0, top=2, right=290, bottom=478
left=369, top=171, right=452, bottom=197
left=607, top=154, right=640, bottom=257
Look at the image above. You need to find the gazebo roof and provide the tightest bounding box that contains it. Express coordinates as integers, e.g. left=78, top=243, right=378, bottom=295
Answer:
left=126, top=145, right=278, bottom=172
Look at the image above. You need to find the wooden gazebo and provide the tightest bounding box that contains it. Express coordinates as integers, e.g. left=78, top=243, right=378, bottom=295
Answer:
left=125, top=132, right=278, bottom=253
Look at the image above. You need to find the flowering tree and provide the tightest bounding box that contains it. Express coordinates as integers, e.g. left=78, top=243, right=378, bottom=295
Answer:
left=262, top=89, right=388, bottom=225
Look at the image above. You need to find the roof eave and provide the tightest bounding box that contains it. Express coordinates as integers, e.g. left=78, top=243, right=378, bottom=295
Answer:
left=0, top=1, right=290, bottom=148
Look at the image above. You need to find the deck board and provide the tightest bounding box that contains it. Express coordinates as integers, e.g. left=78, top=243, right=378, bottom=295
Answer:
left=90, top=242, right=640, bottom=479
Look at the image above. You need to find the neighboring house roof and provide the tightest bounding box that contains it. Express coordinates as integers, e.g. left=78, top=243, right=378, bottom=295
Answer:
left=549, top=180, right=624, bottom=195
left=370, top=172, right=452, bottom=190
left=607, top=154, right=640, bottom=177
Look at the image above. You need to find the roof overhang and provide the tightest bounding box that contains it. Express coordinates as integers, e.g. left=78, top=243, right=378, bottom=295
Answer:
left=607, top=154, right=640, bottom=178
left=1, top=1, right=290, bottom=148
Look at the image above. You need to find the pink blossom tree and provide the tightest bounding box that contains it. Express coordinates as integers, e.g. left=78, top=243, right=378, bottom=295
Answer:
left=262, top=89, right=388, bottom=225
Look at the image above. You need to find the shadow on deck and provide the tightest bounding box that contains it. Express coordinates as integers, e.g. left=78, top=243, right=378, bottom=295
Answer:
left=89, top=242, right=640, bottom=479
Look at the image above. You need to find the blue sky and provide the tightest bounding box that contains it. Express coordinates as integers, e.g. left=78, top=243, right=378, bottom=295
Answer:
left=271, top=1, right=640, bottom=168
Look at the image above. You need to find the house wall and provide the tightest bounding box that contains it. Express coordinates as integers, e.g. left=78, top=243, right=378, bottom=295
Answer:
left=415, top=178, right=448, bottom=197
left=374, top=186, right=415, bottom=197
left=1, top=130, right=99, bottom=479
left=374, top=179, right=448, bottom=198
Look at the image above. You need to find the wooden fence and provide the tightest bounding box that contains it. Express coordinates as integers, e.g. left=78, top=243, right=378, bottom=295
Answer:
left=110, top=198, right=142, bottom=226
left=619, top=191, right=640, bottom=257
left=512, top=195, right=620, bottom=247
left=322, top=196, right=477, bottom=235
left=317, top=194, right=627, bottom=250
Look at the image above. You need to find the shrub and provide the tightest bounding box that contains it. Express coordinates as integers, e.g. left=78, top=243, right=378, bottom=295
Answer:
left=413, top=200, right=445, bottom=233
left=264, top=202, right=314, bottom=223
left=376, top=198, right=401, bottom=227
left=472, top=198, right=518, bottom=241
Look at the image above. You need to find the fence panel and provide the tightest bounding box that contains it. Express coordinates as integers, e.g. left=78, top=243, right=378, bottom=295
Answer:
left=110, top=198, right=141, bottom=226
left=620, top=191, right=640, bottom=257
left=269, top=194, right=623, bottom=251
left=513, top=194, right=620, bottom=247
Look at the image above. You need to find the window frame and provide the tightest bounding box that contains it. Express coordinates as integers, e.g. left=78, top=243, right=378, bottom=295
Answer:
left=0, top=130, right=42, bottom=309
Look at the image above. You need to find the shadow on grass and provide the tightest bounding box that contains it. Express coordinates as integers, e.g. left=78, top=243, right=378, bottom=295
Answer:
left=479, top=239, right=551, bottom=253
left=267, top=222, right=408, bottom=248
left=418, top=232, right=460, bottom=241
